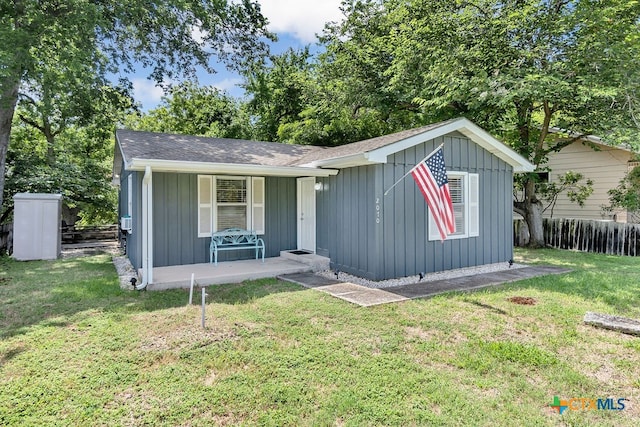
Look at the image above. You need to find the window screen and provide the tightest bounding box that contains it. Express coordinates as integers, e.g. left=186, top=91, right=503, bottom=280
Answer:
left=216, top=178, right=247, bottom=230
left=448, top=176, right=465, bottom=235
left=216, top=178, right=247, bottom=203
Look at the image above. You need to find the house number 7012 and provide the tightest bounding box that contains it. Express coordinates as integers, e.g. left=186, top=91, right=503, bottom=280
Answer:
left=375, top=198, right=381, bottom=224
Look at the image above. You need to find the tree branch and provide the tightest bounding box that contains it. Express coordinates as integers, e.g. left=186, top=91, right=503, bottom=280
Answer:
left=543, top=134, right=584, bottom=155
left=513, top=202, right=526, bottom=217
left=533, top=100, right=552, bottom=165
left=18, top=113, right=45, bottom=133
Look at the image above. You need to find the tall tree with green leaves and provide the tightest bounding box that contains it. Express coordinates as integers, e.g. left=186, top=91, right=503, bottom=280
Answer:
left=319, top=0, right=640, bottom=246
left=242, top=48, right=316, bottom=142
left=3, top=82, right=134, bottom=224
left=126, top=82, right=251, bottom=139
left=5, top=118, right=120, bottom=225
left=0, top=0, right=272, bottom=213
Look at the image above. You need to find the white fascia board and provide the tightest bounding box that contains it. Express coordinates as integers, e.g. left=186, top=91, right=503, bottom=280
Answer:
left=366, top=119, right=469, bottom=163
left=126, top=158, right=339, bottom=177
left=112, top=138, right=125, bottom=185
left=455, top=122, right=535, bottom=172
left=301, top=153, right=377, bottom=169
left=306, top=117, right=535, bottom=173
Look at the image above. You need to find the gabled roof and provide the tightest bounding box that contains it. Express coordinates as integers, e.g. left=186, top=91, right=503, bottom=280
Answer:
left=113, top=117, right=535, bottom=180
left=298, top=117, right=534, bottom=172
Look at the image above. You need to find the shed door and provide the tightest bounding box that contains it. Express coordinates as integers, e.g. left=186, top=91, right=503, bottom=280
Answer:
left=297, top=177, right=316, bottom=252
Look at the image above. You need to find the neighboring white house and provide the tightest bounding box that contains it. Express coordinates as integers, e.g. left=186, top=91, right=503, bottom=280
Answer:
left=543, top=135, right=636, bottom=222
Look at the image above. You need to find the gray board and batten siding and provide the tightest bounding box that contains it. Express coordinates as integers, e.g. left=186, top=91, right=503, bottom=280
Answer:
left=119, top=169, right=142, bottom=270
left=316, top=131, right=514, bottom=281
left=127, top=173, right=298, bottom=269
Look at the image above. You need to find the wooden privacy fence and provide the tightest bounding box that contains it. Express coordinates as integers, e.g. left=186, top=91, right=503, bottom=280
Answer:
left=62, top=224, right=118, bottom=243
left=515, top=218, right=640, bottom=256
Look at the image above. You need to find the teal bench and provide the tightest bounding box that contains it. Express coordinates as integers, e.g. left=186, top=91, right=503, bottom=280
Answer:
left=209, top=228, right=265, bottom=265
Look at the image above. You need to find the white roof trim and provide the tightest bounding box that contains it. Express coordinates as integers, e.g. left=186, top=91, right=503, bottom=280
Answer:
left=547, top=127, right=634, bottom=153
left=126, top=158, right=339, bottom=177
left=304, top=117, right=535, bottom=172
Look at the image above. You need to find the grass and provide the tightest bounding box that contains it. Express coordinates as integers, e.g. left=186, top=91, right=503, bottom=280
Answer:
left=0, top=248, right=639, bottom=426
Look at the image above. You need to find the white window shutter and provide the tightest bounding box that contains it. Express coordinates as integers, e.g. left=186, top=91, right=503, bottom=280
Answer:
left=468, top=173, right=480, bottom=237
left=251, top=177, right=265, bottom=234
left=198, top=175, right=213, bottom=237
left=427, top=210, right=441, bottom=241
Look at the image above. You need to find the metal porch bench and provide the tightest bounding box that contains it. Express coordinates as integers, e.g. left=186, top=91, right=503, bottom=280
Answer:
left=209, top=228, right=265, bottom=265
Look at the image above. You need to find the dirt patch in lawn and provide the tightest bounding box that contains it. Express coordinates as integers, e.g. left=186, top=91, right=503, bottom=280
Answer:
left=507, top=296, right=537, bottom=305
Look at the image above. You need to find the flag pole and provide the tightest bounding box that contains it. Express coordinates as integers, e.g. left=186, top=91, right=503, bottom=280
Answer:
left=383, top=143, right=444, bottom=196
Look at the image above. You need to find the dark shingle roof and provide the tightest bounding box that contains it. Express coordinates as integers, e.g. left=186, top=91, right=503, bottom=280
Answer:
left=294, top=119, right=458, bottom=165
left=116, top=129, right=324, bottom=167
left=115, top=117, right=537, bottom=173
left=116, top=120, right=458, bottom=169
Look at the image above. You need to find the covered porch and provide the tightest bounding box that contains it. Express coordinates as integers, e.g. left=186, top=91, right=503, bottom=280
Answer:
left=143, top=251, right=330, bottom=290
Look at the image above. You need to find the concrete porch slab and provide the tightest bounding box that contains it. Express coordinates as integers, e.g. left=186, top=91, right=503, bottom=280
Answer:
left=146, top=256, right=315, bottom=290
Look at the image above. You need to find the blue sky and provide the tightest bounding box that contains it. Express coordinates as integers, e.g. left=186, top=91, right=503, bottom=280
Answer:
left=129, top=0, right=344, bottom=111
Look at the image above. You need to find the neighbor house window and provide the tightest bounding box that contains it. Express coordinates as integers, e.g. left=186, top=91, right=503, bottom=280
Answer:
left=198, top=175, right=265, bottom=237
left=428, top=172, right=479, bottom=240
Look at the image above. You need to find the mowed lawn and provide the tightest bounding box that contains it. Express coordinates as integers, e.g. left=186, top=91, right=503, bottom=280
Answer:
left=1, top=249, right=639, bottom=426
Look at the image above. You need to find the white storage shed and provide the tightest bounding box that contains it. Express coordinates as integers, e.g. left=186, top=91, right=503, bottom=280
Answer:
left=13, top=193, right=62, bottom=261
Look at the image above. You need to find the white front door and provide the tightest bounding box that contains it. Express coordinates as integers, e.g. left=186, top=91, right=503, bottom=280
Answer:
left=297, top=177, right=316, bottom=252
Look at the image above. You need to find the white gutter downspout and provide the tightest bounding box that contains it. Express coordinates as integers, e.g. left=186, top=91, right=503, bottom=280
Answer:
left=138, top=166, right=153, bottom=290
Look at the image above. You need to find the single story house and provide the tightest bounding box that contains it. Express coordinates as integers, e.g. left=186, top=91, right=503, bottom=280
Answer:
left=113, top=117, right=534, bottom=287
left=543, top=133, right=637, bottom=222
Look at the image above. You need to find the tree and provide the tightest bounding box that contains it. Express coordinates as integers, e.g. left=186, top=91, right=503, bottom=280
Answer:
left=529, top=171, right=593, bottom=220
left=606, top=165, right=640, bottom=220
left=4, top=119, right=119, bottom=225
left=0, top=0, right=272, bottom=214
left=126, top=82, right=251, bottom=139
left=318, top=0, right=640, bottom=246
left=242, top=48, right=316, bottom=142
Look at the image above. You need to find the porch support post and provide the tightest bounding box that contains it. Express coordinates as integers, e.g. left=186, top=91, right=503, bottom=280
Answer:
left=141, top=166, right=153, bottom=286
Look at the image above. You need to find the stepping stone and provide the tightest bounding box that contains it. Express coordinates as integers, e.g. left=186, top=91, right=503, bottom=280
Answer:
left=584, top=312, right=640, bottom=336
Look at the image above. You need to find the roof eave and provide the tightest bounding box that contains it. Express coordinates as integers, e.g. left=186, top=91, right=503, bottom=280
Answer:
left=303, top=117, right=535, bottom=172
left=455, top=123, right=535, bottom=173
left=300, top=153, right=380, bottom=169
left=112, top=135, right=125, bottom=186
left=126, top=158, right=339, bottom=177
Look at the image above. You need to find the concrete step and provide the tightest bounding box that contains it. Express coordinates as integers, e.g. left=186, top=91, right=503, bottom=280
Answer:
left=279, top=250, right=330, bottom=272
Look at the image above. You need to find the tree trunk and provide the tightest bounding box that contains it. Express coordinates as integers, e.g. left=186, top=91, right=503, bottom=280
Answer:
left=522, top=200, right=545, bottom=247
left=0, top=80, right=20, bottom=217
left=514, top=175, right=545, bottom=248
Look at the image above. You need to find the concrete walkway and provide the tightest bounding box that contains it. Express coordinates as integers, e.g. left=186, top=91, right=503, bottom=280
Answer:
left=278, top=265, right=571, bottom=307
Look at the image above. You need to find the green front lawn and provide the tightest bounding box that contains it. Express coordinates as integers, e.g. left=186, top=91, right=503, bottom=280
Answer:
left=1, top=249, right=639, bottom=426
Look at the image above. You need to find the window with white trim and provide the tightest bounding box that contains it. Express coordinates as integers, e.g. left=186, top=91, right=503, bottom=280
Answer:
left=198, top=175, right=265, bottom=237
left=429, top=172, right=479, bottom=240
left=217, top=177, right=247, bottom=230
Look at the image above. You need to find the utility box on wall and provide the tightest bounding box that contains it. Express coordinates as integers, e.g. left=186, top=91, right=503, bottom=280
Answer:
left=13, top=193, right=63, bottom=261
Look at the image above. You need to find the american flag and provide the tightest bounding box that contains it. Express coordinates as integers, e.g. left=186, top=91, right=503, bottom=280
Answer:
left=411, top=147, right=455, bottom=241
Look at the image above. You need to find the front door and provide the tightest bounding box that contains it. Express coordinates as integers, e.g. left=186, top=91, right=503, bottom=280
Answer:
left=297, top=177, right=316, bottom=252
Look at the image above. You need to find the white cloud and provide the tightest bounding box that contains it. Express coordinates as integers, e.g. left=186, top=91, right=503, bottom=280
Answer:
left=131, top=78, right=166, bottom=110
left=257, top=0, right=343, bottom=43
left=211, top=76, right=243, bottom=93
